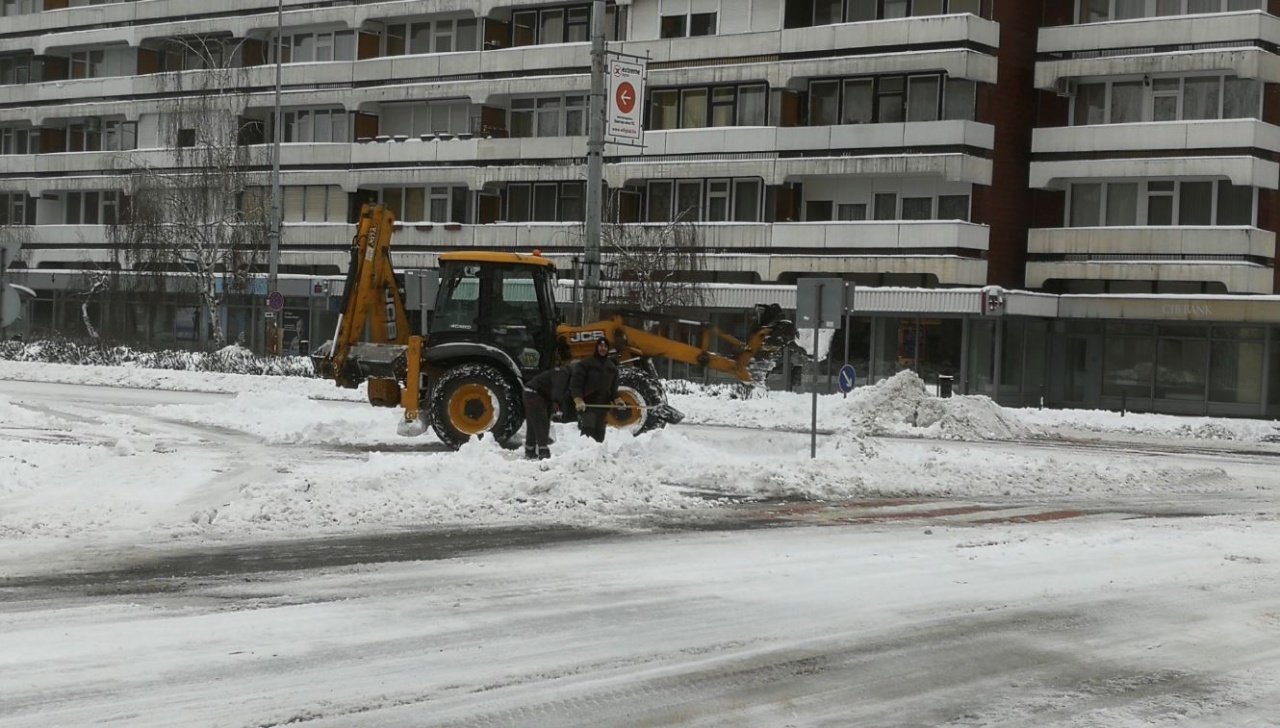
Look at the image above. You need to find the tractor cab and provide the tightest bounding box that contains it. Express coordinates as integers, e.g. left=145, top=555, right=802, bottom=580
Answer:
left=428, top=252, right=561, bottom=377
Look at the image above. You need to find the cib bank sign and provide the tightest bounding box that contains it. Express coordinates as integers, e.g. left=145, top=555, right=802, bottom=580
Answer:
left=606, top=53, right=647, bottom=147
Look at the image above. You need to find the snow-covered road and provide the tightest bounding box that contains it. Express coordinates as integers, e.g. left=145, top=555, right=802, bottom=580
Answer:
left=3, top=369, right=1280, bottom=727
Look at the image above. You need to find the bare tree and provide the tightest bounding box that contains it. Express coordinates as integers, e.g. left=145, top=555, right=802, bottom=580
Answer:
left=599, top=216, right=708, bottom=316
left=108, top=36, right=269, bottom=348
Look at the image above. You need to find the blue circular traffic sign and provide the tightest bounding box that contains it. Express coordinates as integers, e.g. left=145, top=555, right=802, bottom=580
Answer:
left=837, top=364, right=857, bottom=394
left=267, top=291, right=284, bottom=311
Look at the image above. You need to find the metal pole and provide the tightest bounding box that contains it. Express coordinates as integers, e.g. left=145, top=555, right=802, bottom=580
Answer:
left=582, top=0, right=605, bottom=325
left=810, top=284, right=822, bottom=460
left=267, top=0, right=284, bottom=354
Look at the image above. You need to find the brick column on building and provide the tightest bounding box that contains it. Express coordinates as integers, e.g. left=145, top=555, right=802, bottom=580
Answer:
left=971, top=0, right=1044, bottom=289
left=1263, top=83, right=1280, bottom=293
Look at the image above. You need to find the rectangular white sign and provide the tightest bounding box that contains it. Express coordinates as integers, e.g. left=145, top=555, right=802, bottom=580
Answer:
left=606, top=54, right=646, bottom=146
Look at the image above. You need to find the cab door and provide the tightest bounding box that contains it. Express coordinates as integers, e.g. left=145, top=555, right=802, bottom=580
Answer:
left=485, top=264, right=558, bottom=377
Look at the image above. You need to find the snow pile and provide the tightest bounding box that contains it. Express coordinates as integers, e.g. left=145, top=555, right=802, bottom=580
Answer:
left=0, top=339, right=315, bottom=377
left=913, top=393, right=1035, bottom=441
left=0, top=392, right=49, bottom=429
left=154, top=391, right=407, bottom=446
left=1014, top=407, right=1280, bottom=445
left=670, top=371, right=1033, bottom=441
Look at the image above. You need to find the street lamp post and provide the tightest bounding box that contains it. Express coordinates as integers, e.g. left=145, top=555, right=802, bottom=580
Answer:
left=582, top=0, right=605, bottom=325
left=266, top=0, right=284, bottom=355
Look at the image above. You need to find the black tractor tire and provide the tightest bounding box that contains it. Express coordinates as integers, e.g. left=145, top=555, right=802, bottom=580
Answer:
left=608, top=366, right=668, bottom=435
left=429, top=363, right=523, bottom=450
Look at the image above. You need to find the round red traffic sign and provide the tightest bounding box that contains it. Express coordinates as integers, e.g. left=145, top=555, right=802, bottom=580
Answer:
left=615, top=81, right=636, bottom=114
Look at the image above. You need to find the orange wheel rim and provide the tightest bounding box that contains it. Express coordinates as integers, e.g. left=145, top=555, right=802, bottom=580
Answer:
left=606, top=391, right=644, bottom=429
left=448, top=383, right=496, bottom=435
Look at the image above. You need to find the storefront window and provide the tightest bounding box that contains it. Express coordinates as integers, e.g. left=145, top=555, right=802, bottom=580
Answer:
left=1102, top=334, right=1154, bottom=400
left=1270, top=328, right=1280, bottom=408
left=874, top=317, right=908, bottom=382
left=1155, top=327, right=1208, bottom=401
left=1208, top=327, right=1264, bottom=404
left=967, top=319, right=996, bottom=395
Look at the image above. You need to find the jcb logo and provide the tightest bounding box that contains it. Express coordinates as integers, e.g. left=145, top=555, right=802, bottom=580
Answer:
left=569, top=331, right=606, bottom=343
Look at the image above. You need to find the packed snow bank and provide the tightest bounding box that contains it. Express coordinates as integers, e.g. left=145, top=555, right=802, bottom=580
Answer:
left=670, top=371, right=1033, bottom=441
left=3, top=359, right=1279, bottom=447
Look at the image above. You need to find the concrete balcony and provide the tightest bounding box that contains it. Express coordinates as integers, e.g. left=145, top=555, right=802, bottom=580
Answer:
left=776, top=14, right=999, bottom=55
left=268, top=220, right=988, bottom=253
left=1036, top=12, right=1280, bottom=89
left=1033, top=120, right=1280, bottom=156
left=640, top=121, right=995, bottom=157
left=1029, top=227, right=1275, bottom=260
left=1026, top=260, right=1275, bottom=294
left=12, top=220, right=987, bottom=288
left=1030, top=155, right=1279, bottom=190
left=610, top=153, right=993, bottom=188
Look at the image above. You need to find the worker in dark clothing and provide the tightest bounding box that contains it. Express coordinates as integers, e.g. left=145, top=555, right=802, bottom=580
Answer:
left=523, top=364, right=572, bottom=460
left=570, top=338, right=622, bottom=443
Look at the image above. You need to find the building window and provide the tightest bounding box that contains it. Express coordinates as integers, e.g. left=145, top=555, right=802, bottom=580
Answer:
left=661, top=12, right=717, bottom=38
left=103, top=119, right=138, bottom=151
left=1105, top=183, right=1139, bottom=225
left=806, top=200, right=834, bottom=220
left=0, top=192, right=34, bottom=226
left=1071, top=74, right=1261, bottom=126
left=176, top=128, right=196, bottom=148
left=381, top=102, right=471, bottom=137
left=906, top=76, right=941, bottom=122
left=648, top=84, right=769, bottom=130
left=841, top=79, right=874, bottom=124
left=1069, top=179, right=1255, bottom=227
left=283, top=186, right=347, bottom=222
left=0, top=54, right=32, bottom=86
left=1079, top=0, right=1262, bottom=23
left=873, top=193, right=898, bottom=220
left=737, top=85, right=768, bottom=126
left=838, top=203, right=868, bottom=220
left=1, top=0, right=40, bottom=17
left=937, top=195, right=970, bottom=221
left=644, top=178, right=764, bottom=222
left=282, top=108, right=350, bottom=143
left=733, top=179, right=762, bottom=222
left=381, top=185, right=467, bottom=222
left=387, top=18, right=479, bottom=54
left=502, top=182, right=580, bottom=222
left=507, top=95, right=587, bottom=138
left=901, top=197, right=933, bottom=220
left=811, top=73, right=964, bottom=126
left=159, top=38, right=230, bottom=72
left=63, top=190, right=123, bottom=225
left=690, top=12, right=718, bottom=35
left=69, top=50, right=105, bottom=79
left=676, top=180, right=703, bottom=221
left=876, top=76, right=906, bottom=123
left=706, top=180, right=731, bottom=221
left=681, top=89, right=708, bottom=128
left=274, top=30, right=358, bottom=63
left=513, top=6, right=592, bottom=46
left=0, top=125, right=31, bottom=155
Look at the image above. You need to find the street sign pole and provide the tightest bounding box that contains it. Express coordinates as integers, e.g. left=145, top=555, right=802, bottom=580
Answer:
left=810, top=284, right=821, bottom=460
left=796, top=277, right=846, bottom=459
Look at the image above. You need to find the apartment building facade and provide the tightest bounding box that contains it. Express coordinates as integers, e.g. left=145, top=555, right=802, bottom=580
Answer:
left=2, top=0, right=1280, bottom=416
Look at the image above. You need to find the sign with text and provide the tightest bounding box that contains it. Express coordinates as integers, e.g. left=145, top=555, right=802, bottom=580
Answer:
left=606, top=54, right=646, bottom=146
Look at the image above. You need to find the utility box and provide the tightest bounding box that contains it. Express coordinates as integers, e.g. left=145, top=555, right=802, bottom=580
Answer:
left=796, top=277, right=845, bottom=330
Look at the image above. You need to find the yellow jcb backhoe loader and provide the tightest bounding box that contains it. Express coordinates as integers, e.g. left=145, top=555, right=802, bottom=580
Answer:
left=312, top=204, right=796, bottom=449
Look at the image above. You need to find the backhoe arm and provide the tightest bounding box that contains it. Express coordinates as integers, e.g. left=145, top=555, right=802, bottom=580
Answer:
left=312, top=204, right=410, bottom=392
left=573, top=305, right=795, bottom=383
